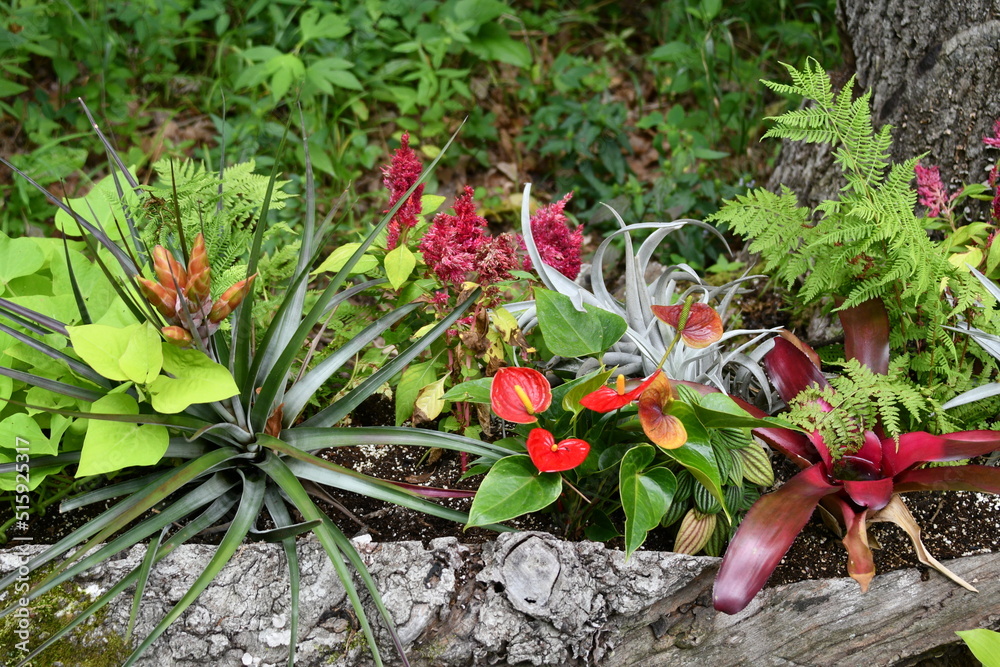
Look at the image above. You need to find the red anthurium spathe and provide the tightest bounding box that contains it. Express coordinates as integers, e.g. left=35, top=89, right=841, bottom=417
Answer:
left=526, top=428, right=590, bottom=472
left=490, top=367, right=552, bottom=423
left=637, top=373, right=688, bottom=449
left=651, top=302, right=723, bottom=348
left=580, top=370, right=661, bottom=412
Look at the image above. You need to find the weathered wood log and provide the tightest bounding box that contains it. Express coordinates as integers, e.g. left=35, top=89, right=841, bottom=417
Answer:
left=3, top=533, right=997, bottom=666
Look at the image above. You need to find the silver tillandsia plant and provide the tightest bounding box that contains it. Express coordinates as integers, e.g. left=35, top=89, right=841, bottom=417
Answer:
left=510, top=183, right=780, bottom=409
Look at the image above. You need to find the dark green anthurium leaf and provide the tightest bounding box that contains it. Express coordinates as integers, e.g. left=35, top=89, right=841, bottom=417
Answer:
left=466, top=455, right=561, bottom=528
left=662, top=402, right=729, bottom=521
left=562, top=367, right=614, bottom=416
left=535, top=288, right=627, bottom=357
left=620, top=445, right=676, bottom=558
left=440, top=377, right=492, bottom=404
left=691, top=393, right=801, bottom=431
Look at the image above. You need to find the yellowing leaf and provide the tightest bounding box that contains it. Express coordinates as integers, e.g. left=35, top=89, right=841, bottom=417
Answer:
left=384, top=244, right=415, bottom=290
left=312, top=243, right=379, bottom=275
left=413, top=376, right=448, bottom=424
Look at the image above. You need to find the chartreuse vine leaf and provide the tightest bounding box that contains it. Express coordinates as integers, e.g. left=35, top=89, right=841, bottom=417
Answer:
left=67, top=322, right=163, bottom=384
left=467, top=455, right=561, bottom=528
left=384, top=244, right=415, bottom=290
left=955, top=629, right=1000, bottom=667
left=147, top=345, right=239, bottom=414
left=620, top=445, right=676, bottom=558
left=535, top=288, right=627, bottom=357
left=78, top=394, right=169, bottom=476
left=0, top=232, right=46, bottom=288
left=420, top=194, right=446, bottom=215
left=312, top=243, right=380, bottom=276
left=0, top=413, right=54, bottom=457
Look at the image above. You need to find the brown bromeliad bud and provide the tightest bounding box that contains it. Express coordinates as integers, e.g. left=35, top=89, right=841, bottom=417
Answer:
left=209, top=273, right=258, bottom=323
left=152, top=245, right=187, bottom=291
left=161, top=325, right=193, bottom=347
left=185, top=234, right=211, bottom=304
left=137, top=277, right=177, bottom=319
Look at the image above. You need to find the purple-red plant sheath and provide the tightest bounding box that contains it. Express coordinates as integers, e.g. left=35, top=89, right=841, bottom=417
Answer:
left=764, top=337, right=830, bottom=405
left=883, top=430, right=1000, bottom=475
left=713, top=464, right=840, bottom=614
left=835, top=498, right=876, bottom=591
left=839, top=297, right=890, bottom=374
left=841, top=478, right=894, bottom=510
left=385, top=481, right=477, bottom=498
left=892, top=465, right=1000, bottom=495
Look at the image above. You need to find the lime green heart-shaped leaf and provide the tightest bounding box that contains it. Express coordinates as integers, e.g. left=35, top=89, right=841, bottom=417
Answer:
left=147, top=344, right=239, bottom=413
left=78, top=394, right=169, bottom=476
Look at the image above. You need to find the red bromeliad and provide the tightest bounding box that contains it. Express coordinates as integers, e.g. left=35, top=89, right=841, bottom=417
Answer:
left=136, top=233, right=256, bottom=348
left=713, top=298, right=1000, bottom=614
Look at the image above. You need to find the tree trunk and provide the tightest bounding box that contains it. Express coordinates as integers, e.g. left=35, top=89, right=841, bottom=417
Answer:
left=767, top=0, right=1000, bottom=207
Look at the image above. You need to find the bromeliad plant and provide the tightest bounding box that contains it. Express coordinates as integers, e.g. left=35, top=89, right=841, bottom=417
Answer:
left=713, top=297, right=1000, bottom=614
left=0, top=106, right=511, bottom=666
left=459, top=299, right=787, bottom=558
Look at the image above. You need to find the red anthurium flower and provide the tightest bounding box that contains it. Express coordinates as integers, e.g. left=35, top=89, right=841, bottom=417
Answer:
left=526, top=428, right=590, bottom=472
left=490, top=367, right=552, bottom=423
left=580, top=370, right=661, bottom=412
left=651, top=302, right=723, bottom=348
left=637, top=373, right=687, bottom=449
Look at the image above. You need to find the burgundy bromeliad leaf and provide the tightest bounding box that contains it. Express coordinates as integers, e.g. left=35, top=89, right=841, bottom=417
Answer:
left=764, top=337, right=830, bottom=404
left=713, top=464, right=840, bottom=614
left=892, top=465, right=1000, bottom=495
left=839, top=297, right=890, bottom=374
left=882, top=430, right=1000, bottom=475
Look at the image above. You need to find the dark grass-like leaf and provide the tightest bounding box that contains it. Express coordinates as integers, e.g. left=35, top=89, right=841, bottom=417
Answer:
left=839, top=297, right=889, bottom=373
left=713, top=464, right=839, bottom=614
left=122, top=473, right=266, bottom=666
left=260, top=435, right=475, bottom=525
left=62, top=235, right=92, bottom=324
left=127, top=526, right=166, bottom=641
left=282, top=426, right=511, bottom=460
left=60, top=470, right=173, bottom=512
left=0, top=398, right=208, bottom=432
left=282, top=302, right=419, bottom=426
left=259, top=453, right=397, bottom=667
left=299, top=288, right=481, bottom=429
left=14, top=473, right=238, bottom=609
left=264, top=487, right=302, bottom=667
left=12, top=490, right=239, bottom=667
left=0, top=322, right=110, bottom=387
left=0, top=296, right=69, bottom=336
left=0, top=366, right=103, bottom=402
left=0, top=451, right=80, bottom=476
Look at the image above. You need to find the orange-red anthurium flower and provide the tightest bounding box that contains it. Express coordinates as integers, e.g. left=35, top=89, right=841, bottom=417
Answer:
left=637, top=373, right=687, bottom=449
left=526, top=428, right=590, bottom=472
left=490, top=367, right=552, bottom=423
left=580, top=370, right=661, bottom=412
left=651, top=302, right=723, bottom=349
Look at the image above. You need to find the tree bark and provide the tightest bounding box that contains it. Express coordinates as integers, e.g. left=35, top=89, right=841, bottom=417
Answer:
left=767, top=0, right=1000, bottom=207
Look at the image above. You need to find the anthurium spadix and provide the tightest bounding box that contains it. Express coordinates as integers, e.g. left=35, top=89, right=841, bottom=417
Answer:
left=714, top=299, right=1000, bottom=615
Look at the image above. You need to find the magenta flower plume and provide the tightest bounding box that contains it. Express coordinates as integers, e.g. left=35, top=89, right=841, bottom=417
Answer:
left=523, top=192, right=583, bottom=280
left=419, top=186, right=488, bottom=287
left=983, top=118, right=1000, bottom=149
left=381, top=132, right=424, bottom=250
left=914, top=162, right=956, bottom=218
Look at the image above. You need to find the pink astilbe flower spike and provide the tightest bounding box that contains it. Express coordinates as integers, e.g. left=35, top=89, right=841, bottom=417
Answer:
left=522, top=192, right=583, bottom=279
left=382, top=133, right=424, bottom=250
left=476, top=232, right=522, bottom=289
left=419, top=186, right=488, bottom=287
left=914, top=162, right=957, bottom=218
left=983, top=119, right=1000, bottom=149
